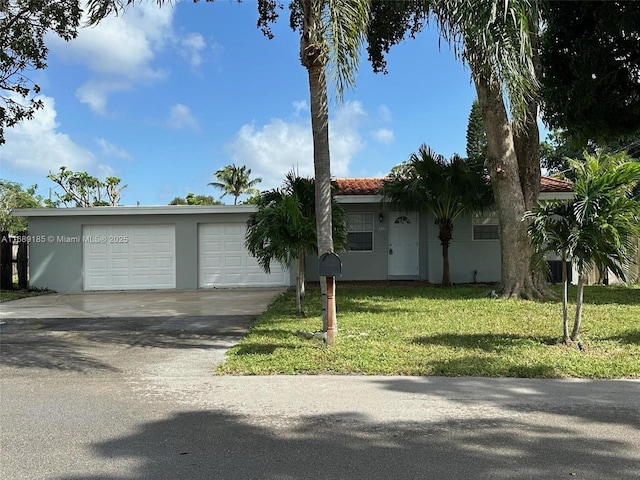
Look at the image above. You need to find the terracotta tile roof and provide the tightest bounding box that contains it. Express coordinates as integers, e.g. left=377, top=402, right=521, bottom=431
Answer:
left=540, top=176, right=573, bottom=193
left=335, top=178, right=383, bottom=195
left=335, top=176, right=573, bottom=195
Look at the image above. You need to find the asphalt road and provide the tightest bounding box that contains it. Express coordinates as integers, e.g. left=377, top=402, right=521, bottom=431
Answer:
left=1, top=291, right=639, bottom=479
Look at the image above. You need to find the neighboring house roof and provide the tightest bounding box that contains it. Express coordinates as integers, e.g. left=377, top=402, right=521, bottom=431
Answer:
left=335, top=176, right=573, bottom=195
left=335, top=178, right=384, bottom=196
left=540, top=176, right=574, bottom=193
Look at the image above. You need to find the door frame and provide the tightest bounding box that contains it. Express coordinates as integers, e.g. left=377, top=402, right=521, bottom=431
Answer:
left=387, top=211, right=419, bottom=278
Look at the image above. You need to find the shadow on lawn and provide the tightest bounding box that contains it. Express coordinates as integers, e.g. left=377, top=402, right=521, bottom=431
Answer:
left=561, top=286, right=640, bottom=306
left=426, top=355, right=560, bottom=378
left=231, top=342, right=299, bottom=356
left=604, top=330, right=640, bottom=345
left=413, top=333, right=555, bottom=351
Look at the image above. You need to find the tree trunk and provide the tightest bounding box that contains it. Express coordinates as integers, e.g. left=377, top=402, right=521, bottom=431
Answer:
left=299, top=254, right=306, bottom=300
left=438, top=221, right=453, bottom=286
left=513, top=25, right=542, bottom=214
left=562, top=258, right=570, bottom=344
left=570, top=274, right=586, bottom=342
left=301, top=0, right=335, bottom=340
left=512, top=25, right=552, bottom=299
left=295, top=254, right=303, bottom=315
left=475, top=74, right=537, bottom=299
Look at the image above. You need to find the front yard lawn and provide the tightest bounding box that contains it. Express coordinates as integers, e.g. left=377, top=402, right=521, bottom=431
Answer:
left=0, top=289, right=49, bottom=303
left=217, top=284, right=640, bottom=378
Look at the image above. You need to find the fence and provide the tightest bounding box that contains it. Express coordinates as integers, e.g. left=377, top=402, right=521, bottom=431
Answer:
left=0, top=231, right=28, bottom=290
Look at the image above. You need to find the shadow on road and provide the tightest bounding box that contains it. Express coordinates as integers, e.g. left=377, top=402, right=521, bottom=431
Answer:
left=374, top=377, right=640, bottom=430
left=0, top=315, right=252, bottom=372
left=56, top=409, right=639, bottom=480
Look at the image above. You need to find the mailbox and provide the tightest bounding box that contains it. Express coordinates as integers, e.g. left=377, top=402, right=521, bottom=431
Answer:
left=318, top=252, right=342, bottom=277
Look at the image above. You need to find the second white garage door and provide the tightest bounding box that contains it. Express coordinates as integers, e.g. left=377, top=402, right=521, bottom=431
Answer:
left=83, top=224, right=176, bottom=291
left=198, top=223, right=288, bottom=288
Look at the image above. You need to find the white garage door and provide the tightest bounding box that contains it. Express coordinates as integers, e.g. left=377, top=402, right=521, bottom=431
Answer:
left=198, top=223, right=288, bottom=288
left=83, top=225, right=176, bottom=291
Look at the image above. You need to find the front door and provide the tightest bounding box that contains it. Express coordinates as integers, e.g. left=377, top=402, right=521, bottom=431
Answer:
left=388, top=211, right=419, bottom=276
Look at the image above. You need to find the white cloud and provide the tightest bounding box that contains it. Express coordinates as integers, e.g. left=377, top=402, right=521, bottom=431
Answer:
left=373, top=128, right=394, bottom=145
left=228, top=100, right=367, bottom=190
left=76, top=80, right=131, bottom=115
left=167, top=103, right=199, bottom=130
left=180, top=32, right=206, bottom=67
left=378, top=104, right=392, bottom=122
left=0, top=95, right=95, bottom=175
left=56, top=4, right=172, bottom=77
left=292, top=100, right=308, bottom=116
left=50, top=2, right=204, bottom=114
left=96, top=138, right=132, bottom=159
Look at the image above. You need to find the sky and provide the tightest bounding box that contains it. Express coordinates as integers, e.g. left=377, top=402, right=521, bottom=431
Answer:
left=1, top=1, right=499, bottom=206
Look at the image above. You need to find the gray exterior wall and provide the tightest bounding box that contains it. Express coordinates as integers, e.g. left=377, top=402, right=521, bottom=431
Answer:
left=306, top=208, right=502, bottom=284
left=425, top=213, right=501, bottom=284
left=25, top=210, right=295, bottom=293
left=306, top=204, right=431, bottom=282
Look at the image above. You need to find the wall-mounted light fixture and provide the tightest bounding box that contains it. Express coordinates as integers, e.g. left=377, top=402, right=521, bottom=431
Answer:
left=378, top=213, right=384, bottom=223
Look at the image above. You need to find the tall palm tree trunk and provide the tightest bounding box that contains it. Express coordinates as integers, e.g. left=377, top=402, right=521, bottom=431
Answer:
left=296, top=253, right=303, bottom=315
left=301, top=0, right=335, bottom=342
left=439, top=221, right=453, bottom=286
left=561, top=258, right=570, bottom=343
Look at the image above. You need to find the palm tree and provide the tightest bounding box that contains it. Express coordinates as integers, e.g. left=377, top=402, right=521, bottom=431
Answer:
left=245, top=172, right=347, bottom=314
left=527, top=151, right=640, bottom=345
left=87, top=0, right=370, bottom=341
left=383, top=144, right=493, bottom=286
left=208, top=164, right=261, bottom=205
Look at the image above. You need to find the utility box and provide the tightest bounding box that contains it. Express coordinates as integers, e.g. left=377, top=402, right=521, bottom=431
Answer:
left=318, top=252, right=342, bottom=277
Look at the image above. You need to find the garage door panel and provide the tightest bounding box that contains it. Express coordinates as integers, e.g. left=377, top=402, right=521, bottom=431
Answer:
left=84, top=224, right=175, bottom=291
left=110, top=244, right=129, bottom=254
left=154, top=243, right=173, bottom=253
left=198, top=223, right=288, bottom=288
left=154, top=256, right=173, bottom=268
left=111, top=258, right=130, bottom=270
left=224, top=256, right=242, bottom=267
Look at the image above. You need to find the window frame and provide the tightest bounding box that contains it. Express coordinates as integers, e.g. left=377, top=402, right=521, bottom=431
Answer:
left=472, top=211, right=500, bottom=241
left=346, top=212, right=374, bottom=252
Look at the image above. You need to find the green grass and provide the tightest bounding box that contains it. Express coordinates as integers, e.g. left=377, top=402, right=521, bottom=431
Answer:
left=217, top=284, right=640, bottom=378
left=0, top=288, right=49, bottom=303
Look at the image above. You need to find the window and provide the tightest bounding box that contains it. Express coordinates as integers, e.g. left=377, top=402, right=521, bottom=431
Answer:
left=347, top=213, right=374, bottom=251
left=473, top=212, right=499, bottom=240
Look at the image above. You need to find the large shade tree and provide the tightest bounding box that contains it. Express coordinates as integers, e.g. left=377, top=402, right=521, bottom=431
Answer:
left=0, top=0, right=82, bottom=144
left=540, top=1, right=640, bottom=145
left=209, top=164, right=261, bottom=205
left=382, top=144, right=493, bottom=286
left=245, top=172, right=347, bottom=315
left=367, top=0, right=545, bottom=298
left=527, top=152, right=640, bottom=345
left=0, top=180, right=43, bottom=233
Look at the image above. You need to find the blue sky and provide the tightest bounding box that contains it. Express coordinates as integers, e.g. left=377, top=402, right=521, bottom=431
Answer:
left=1, top=1, right=491, bottom=206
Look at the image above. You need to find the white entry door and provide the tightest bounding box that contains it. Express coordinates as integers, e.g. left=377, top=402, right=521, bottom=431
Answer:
left=388, top=211, right=419, bottom=276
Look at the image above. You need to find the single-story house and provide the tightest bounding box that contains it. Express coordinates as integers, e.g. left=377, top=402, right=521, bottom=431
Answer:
left=15, top=176, right=573, bottom=293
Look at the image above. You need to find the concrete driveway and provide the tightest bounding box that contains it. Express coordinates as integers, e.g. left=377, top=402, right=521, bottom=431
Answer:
left=0, top=288, right=285, bottom=319
left=1, top=289, right=639, bottom=479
